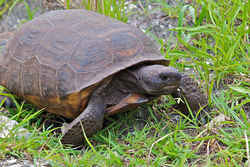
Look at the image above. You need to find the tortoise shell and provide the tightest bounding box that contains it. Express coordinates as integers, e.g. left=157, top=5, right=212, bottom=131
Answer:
left=0, top=9, right=169, bottom=119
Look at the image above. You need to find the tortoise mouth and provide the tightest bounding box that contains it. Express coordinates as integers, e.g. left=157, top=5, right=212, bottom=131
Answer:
left=147, top=84, right=179, bottom=95
left=162, top=85, right=179, bottom=90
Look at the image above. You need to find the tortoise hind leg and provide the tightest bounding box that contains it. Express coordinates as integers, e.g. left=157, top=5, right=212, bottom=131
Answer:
left=0, top=91, right=13, bottom=108
left=172, top=74, right=208, bottom=114
left=61, top=94, right=105, bottom=147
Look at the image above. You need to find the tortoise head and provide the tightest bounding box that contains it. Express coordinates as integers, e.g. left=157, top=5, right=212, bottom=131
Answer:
left=132, top=65, right=181, bottom=96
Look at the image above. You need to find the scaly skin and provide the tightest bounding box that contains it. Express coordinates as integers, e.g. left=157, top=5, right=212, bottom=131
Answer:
left=172, top=74, right=208, bottom=114
left=60, top=65, right=183, bottom=146
left=60, top=67, right=208, bottom=146
left=61, top=94, right=104, bottom=146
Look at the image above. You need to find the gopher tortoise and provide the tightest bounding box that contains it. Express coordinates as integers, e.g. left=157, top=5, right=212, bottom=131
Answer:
left=0, top=9, right=207, bottom=146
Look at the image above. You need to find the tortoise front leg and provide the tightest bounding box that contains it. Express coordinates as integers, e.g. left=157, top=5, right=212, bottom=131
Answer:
left=61, top=94, right=105, bottom=147
left=172, top=74, right=208, bottom=113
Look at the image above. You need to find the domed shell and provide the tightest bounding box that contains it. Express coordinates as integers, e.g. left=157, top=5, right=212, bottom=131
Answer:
left=0, top=9, right=169, bottom=118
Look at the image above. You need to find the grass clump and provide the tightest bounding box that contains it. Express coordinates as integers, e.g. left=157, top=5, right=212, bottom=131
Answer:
left=154, top=0, right=250, bottom=165
left=0, top=0, right=38, bottom=21
left=63, top=0, right=128, bottom=22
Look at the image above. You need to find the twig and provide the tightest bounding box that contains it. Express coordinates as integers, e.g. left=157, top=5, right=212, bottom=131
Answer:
left=206, top=139, right=211, bottom=156
left=147, top=131, right=174, bottom=165
left=56, top=0, right=65, bottom=7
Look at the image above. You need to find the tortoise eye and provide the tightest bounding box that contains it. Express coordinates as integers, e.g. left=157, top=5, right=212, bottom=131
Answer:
left=160, top=72, right=182, bottom=81
left=159, top=73, right=169, bottom=81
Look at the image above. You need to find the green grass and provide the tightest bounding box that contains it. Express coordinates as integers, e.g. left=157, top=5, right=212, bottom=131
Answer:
left=0, top=0, right=249, bottom=166
left=62, top=0, right=127, bottom=22
left=0, top=0, right=22, bottom=17
left=80, top=0, right=128, bottom=22
left=0, top=0, right=37, bottom=21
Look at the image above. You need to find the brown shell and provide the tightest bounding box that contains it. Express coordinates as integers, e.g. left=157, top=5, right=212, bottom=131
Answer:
left=0, top=9, right=169, bottom=119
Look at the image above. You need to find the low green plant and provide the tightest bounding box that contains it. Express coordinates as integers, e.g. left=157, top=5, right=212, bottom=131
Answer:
left=153, top=0, right=249, bottom=102
left=0, top=0, right=37, bottom=21
left=0, top=0, right=12, bottom=17
left=80, top=0, right=127, bottom=22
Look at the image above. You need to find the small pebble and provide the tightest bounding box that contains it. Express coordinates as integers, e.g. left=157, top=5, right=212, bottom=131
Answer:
left=0, top=114, right=30, bottom=139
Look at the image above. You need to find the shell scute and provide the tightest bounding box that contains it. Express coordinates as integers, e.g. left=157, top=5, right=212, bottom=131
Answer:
left=57, top=64, right=76, bottom=97
left=70, top=39, right=111, bottom=73
left=22, top=57, right=40, bottom=96
left=36, top=28, right=81, bottom=68
left=39, top=64, right=58, bottom=98
left=9, top=26, right=46, bottom=63
left=5, top=58, right=22, bottom=96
